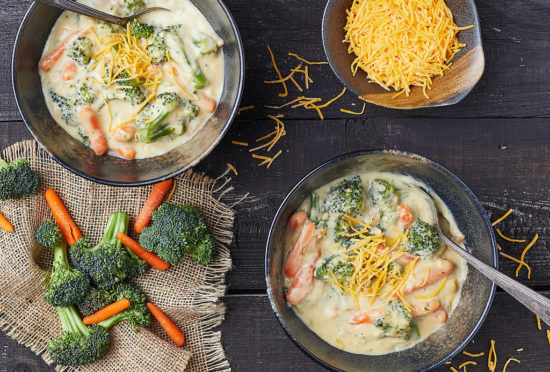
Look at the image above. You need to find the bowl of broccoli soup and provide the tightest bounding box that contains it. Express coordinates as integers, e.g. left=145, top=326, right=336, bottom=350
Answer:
left=12, top=0, right=243, bottom=185
left=266, top=150, right=497, bottom=371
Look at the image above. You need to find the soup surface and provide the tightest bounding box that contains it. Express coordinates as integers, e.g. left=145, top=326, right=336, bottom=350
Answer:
left=39, top=0, right=224, bottom=159
left=283, top=172, right=467, bottom=355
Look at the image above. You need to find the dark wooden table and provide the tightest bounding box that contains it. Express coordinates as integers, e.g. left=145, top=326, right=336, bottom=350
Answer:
left=1, top=0, right=550, bottom=370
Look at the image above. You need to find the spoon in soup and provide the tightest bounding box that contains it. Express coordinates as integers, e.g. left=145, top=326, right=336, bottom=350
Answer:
left=408, top=183, right=550, bottom=326
left=35, top=0, right=169, bottom=26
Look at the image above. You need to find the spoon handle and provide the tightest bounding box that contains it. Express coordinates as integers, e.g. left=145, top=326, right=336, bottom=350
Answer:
left=36, top=0, right=126, bottom=25
left=441, top=234, right=550, bottom=326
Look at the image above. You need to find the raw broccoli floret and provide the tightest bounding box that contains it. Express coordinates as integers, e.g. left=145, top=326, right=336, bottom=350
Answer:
left=49, top=90, right=74, bottom=124
left=48, top=305, right=110, bottom=366
left=0, top=158, right=40, bottom=200
left=136, top=92, right=181, bottom=143
left=315, top=255, right=354, bottom=285
left=77, top=287, right=112, bottom=317
left=373, top=301, right=413, bottom=339
left=129, top=19, right=153, bottom=39
left=139, top=203, right=216, bottom=265
left=146, top=31, right=167, bottom=64
left=320, top=176, right=364, bottom=226
left=165, top=32, right=208, bottom=88
left=193, top=32, right=219, bottom=55
left=70, top=212, right=147, bottom=289
left=36, top=220, right=90, bottom=307
left=67, top=36, right=93, bottom=65
left=123, top=0, right=146, bottom=12
left=403, top=219, right=442, bottom=258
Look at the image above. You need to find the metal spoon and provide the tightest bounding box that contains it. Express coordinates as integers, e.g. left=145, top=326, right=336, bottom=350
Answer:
left=36, top=0, right=169, bottom=26
left=409, top=183, right=550, bottom=326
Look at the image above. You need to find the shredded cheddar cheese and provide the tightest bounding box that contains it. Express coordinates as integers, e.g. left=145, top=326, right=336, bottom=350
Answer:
left=449, top=367, right=458, bottom=372
left=231, top=140, right=249, bottom=146
left=267, top=45, right=288, bottom=97
left=249, top=115, right=286, bottom=152
left=288, top=52, right=328, bottom=65
left=227, top=162, right=238, bottom=176
left=458, top=361, right=476, bottom=369
left=344, top=0, right=473, bottom=98
left=547, top=330, right=550, bottom=344
left=488, top=340, right=497, bottom=372
left=237, top=105, right=255, bottom=115
left=536, top=315, right=541, bottom=330
left=492, top=209, right=513, bottom=226
left=340, top=102, right=366, bottom=115
left=462, top=351, right=484, bottom=357
left=498, top=252, right=531, bottom=279
left=515, top=234, right=538, bottom=277
left=502, top=358, right=520, bottom=372
left=496, top=229, right=526, bottom=243
left=414, top=277, right=447, bottom=299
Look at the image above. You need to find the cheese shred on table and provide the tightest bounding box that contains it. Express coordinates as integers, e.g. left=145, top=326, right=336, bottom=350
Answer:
left=344, top=0, right=473, bottom=98
left=487, top=340, right=497, bottom=372
left=502, top=358, right=520, bottom=372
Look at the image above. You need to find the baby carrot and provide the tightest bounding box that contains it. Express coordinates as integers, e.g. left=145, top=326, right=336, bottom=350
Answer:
left=83, top=299, right=131, bottom=325
left=134, top=179, right=173, bottom=234
left=0, top=211, right=13, bottom=232
left=45, top=188, right=82, bottom=245
left=147, top=303, right=185, bottom=346
left=117, top=232, right=169, bottom=270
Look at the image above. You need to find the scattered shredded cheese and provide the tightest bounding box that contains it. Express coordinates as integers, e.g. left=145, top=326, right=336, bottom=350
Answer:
left=462, top=351, right=484, bottom=357
left=536, top=315, right=541, bottom=330
left=237, top=105, right=255, bottom=115
left=340, top=102, right=366, bottom=115
left=266, top=88, right=346, bottom=119
left=488, top=340, right=497, bottom=372
left=496, top=229, right=526, bottom=243
left=249, top=115, right=286, bottom=152
left=165, top=179, right=177, bottom=203
left=288, top=52, right=328, bottom=65
left=492, top=209, right=513, bottom=226
left=231, top=140, right=249, bottom=146
left=515, top=234, right=538, bottom=277
left=502, top=357, right=520, bottom=372
left=458, top=361, right=476, bottom=369
left=344, top=0, right=473, bottom=98
left=547, top=330, right=550, bottom=344
left=227, top=162, right=238, bottom=176
left=498, top=252, right=531, bottom=279
left=449, top=367, right=458, bottom=372
left=414, top=277, right=447, bottom=299
left=267, top=45, right=288, bottom=97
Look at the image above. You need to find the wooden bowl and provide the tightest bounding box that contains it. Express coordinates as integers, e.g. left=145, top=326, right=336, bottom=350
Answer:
left=322, top=0, right=485, bottom=110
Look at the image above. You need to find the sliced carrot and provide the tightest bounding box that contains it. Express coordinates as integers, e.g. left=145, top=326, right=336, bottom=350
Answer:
left=117, top=232, right=169, bottom=270
left=397, top=205, right=414, bottom=228
left=79, top=107, right=108, bottom=156
left=411, top=300, right=440, bottom=317
left=283, top=221, right=315, bottom=277
left=83, top=298, right=131, bottom=325
left=349, top=308, right=384, bottom=325
left=434, top=308, right=448, bottom=323
left=45, top=188, right=82, bottom=245
left=134, top=179, right=173, bottom=234
left=286, top=264, right=315, bottom=305
left=197, top=94, right=217, bottom=114
left=39, top=25, right=92, bottom=72
left=147, top=303, right=185, bottom=346
left=404, top=259, right=454, bottom=294
left=117, top=147, right=136, bottom=159
left=288, top=210, right=307, bottom=232
left=61, top=61, right=77, bottom=81
left=0, top=211, right=13, bottom=232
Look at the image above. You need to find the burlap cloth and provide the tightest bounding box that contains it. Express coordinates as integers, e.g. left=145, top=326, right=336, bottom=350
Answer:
left=0, top=141, right=234, bottom=371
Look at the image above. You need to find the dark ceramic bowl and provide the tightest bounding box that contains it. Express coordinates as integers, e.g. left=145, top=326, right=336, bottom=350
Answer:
left=12, top=1, right=244, bottom=186
left=322, top=0, right=484, bottom=109
left=266, top=150, right=497, bottom=371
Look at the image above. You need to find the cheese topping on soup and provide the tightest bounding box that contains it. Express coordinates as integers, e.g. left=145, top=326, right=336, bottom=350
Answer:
left=283, top=172, right=467, bottom=355
left=39, top=0, right=224, bottom=159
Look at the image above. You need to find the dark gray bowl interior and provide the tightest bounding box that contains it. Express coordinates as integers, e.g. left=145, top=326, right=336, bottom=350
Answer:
left=12, top=1, right=244, bottom=186
left=266, top=151, right=496, bottom=372
left=322, top=0, right=484, bottom=109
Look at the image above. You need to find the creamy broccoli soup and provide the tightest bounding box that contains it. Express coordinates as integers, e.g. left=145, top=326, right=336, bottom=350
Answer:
left=283, top=172, right=467, bottom=355
left=39, top=0, right=224, bottom=159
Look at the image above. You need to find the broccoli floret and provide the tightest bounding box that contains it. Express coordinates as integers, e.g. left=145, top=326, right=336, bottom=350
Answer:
left=403, top=219, right=442, bottom=258
left=140, top=203, right=216, bottom=265
left=0, top=158, right=40, bottom=200
left=36, top=220, right=90, bottom=307
left=315, top=255, right=354, bottom=285
left=104, top=87, right=145, bottom=105
left=373, top=301, right=413, bottom=339
left=193, top=32, right=219, bottom=55
left=333, top=215, right=356, bottom=248
left=146, top=31, right=167, bottom=64
left=98, top=283, right=150, bottom=331
left=96, top=20, right=123, bottom=36
left=368, top=179, right=397, bottom=230
left=129, top=19, right=153, bottom=39
left=78, top=287, right=112, bottom=316
left=49, top=90, right=74, bottom=125
left=320, top=176, right=364, bottom=227
left=123, top=0, right=146, bottom=12
left=78, top=83, right=96, bottom=105
left=165, top=32, right=208, bottom=88
left=136, top=92, right=181, bottom=143
left=70, top=212, right=147, bottom=289
left=67, top=36, right=93, bottom=65
left=182, top=99, right=199, bottom=118
left=48, top=306, right=110, bottom=366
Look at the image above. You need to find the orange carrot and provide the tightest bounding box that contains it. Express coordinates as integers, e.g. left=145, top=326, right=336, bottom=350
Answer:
left=134, top=179, right=173, bottom=234
left=0, top=211, right=13, bottom=232
left=147, top=302, right=185, bottom=346
left=117, top=232, right=169, bottom=270
left=39, top=26, right=92, bottom=72
left=79, top=108, right=108, bottom=156
left=61, top=61, right=77, bottom=81
left=45, top=188, right=82, bottom=245
left=83, top=299, right=131, bottom=325
left=117, top=147, right=136, bottom=159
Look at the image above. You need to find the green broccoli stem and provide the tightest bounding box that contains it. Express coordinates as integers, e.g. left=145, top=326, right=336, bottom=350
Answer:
left=56, top=306, right=89, bottom=336
left=97, top=312, right=124, bottom=329
left=101, top=212, right=142, bottom=261
left=53, top=242, right=70, bottom=270
left=137, top=110, right=174, bottom=143
left=0, top=159, right=7, bottom=169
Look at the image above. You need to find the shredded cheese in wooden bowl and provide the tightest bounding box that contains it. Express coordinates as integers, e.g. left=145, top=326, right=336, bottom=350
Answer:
left=344, top=0, right=473, bottom=98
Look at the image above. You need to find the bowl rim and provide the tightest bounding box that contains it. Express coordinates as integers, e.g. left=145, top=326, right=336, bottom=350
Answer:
left=265, top=149, right=497, bottom=371
left=11, top=0, right=245, bottom=187
left=321, top=0, right=485, bottom=110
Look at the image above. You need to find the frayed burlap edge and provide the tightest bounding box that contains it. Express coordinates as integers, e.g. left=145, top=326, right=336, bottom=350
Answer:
left=0, top=140, right=234, bottom=371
